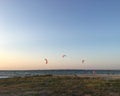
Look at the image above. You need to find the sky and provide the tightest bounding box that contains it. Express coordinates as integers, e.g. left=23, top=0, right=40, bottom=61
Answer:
left=0, top=0, right=120, bottom=70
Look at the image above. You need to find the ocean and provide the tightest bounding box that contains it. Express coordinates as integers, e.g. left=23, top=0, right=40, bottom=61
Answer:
left=0, top=70, right=120, bottom=78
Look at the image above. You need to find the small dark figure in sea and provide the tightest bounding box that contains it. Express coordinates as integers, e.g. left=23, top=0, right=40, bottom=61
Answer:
left=92, top=70, right=96, bottom=75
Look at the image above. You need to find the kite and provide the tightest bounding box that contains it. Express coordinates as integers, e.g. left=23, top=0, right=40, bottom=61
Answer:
left=82, top=60, right=85, bottom=64
left=62, top=54, right=67, bottom=58
left=44, top=58, right=48, bottom=64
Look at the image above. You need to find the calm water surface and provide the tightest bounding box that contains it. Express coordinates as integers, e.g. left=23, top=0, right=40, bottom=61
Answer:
left=0, top=70, right=120, bottom=78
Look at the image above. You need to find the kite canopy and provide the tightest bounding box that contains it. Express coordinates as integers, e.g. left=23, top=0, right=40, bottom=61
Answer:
left=82, top=60, right=85, bottom=64
left=44, top=58, right=48, bottom=64
left=62, top=54, right=66, bottom=58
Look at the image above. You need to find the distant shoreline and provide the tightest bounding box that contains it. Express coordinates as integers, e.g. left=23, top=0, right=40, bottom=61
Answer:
left=0, top=74, right=120, bottom=79
left=0, top=69, right=120, bottom=71
left=0, top=69, right=120, bottom=79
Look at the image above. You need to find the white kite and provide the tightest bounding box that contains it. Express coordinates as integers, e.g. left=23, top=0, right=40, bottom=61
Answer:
left=44, top=58, right=48, bottom=64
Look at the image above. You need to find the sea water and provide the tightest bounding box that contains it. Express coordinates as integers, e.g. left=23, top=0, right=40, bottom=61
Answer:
left=0, top=70, right=120, bottom=78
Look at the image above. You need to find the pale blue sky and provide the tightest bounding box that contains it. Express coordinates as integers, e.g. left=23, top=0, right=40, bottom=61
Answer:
left=0, top=0, right=120, bottom=70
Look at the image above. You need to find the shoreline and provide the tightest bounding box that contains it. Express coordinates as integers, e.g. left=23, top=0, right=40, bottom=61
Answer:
left=0, top=74, right=120, bottom=79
